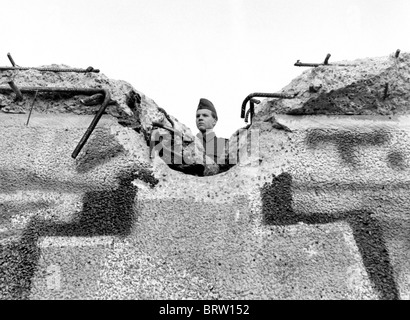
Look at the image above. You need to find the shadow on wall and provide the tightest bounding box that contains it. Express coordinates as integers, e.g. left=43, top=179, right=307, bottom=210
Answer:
left=0, top=162, right=158, bottom=299
left=261, top=172, right=400, bottom=300
left=75, top=128, right=126, bottom=174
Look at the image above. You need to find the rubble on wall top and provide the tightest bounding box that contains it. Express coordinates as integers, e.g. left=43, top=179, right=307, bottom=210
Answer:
left=254, top=51, right=410, bottom=120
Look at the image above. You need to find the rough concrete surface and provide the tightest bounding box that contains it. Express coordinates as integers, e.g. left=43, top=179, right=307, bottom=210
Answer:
left=254, top=52, right=410, bottom=120
left=1, top=54, right=410, bottom=300
left=0, top=65, right=194, bottom=139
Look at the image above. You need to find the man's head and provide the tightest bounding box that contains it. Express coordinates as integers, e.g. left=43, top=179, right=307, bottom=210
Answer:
left=196, top=98, right=217, bottom=133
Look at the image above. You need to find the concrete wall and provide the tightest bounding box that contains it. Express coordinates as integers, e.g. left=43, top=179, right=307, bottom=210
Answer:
left=1, top=112, right=409, bottom=299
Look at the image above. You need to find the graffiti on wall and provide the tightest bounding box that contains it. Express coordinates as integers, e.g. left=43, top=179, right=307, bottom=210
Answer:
left=261, top=172, right=400, bottom=300
left=0, top=131, right=158, bottom=299
left=262, top=126, right=410, bottom=299
left=305, top=128, right=408, bottom=169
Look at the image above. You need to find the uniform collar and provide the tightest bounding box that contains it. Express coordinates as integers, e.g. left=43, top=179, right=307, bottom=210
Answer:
left=196, top=130, right=216, bottom=143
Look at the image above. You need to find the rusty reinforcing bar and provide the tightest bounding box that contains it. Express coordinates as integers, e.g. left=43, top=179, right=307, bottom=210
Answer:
left=0, top=52, right=100, bottom=73
left=26, top=90, right=39, bottom=126
left=1, top=52, right=100, bottom=73
left=0, top=65, right=100, bottom=73
left=241, top=92, right=297, bottom=121
left=0, top=86, right=111, bottom=159
left=245, top=98, right=260, bottom=124
left=294, top=53, right=358, bottom=67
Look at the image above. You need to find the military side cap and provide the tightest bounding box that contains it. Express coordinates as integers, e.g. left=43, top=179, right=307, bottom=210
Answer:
left=197, top=98, right=217, bottom=119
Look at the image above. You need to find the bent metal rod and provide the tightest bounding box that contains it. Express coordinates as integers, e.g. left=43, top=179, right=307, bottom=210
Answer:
left=1, top=52, right=99, bottom=73
left=241, top=92, right=297, bottom=120
left=0, top=86, right=111, bottom=159
left=0, top=66, right=100, bottom=73
left=294, top=53, right=357, bottom=67
left=245, top=98, right=260, bottom=124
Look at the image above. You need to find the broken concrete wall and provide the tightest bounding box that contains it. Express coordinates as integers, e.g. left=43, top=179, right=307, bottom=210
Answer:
left=1, top=53, right=410, bottom=300
left=0, top=65, right=194, bottom=139
left=254, top=52, right=410, bottom=118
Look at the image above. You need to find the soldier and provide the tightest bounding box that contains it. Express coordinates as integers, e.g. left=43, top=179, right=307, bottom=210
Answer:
left=155, top=98, right=234, bottom=176
left=195, top=98, right=233, bottom=174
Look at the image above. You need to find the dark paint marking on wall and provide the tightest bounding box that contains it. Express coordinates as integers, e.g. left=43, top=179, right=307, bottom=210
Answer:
left=75, top=128, right=126, bottom=173
left=133, top=168, right=159, bottom=188
left=261, top=173, right=294, bottom=225
left=0, top=224, right=40, bottom=300
left=386, top=150, right=408, bottom=171
left=40, top=171, right=139, bottom=237
left=347, top=213, right=399, bottom=300
left=0, top=167, right=158, bottom=299
left=261, top=172, right=400, bottom=300
left=305, top=129, right=391, bottom=167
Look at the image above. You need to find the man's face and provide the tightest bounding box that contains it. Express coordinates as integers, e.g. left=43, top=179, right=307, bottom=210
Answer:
left=196, top=109, right=216, bottom=132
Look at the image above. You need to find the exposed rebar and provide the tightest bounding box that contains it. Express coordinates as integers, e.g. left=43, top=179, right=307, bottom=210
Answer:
left=7, top=53, right=16, bottom=67
left=324, top=53, right=331, bottom=65
left=7, top=81, right=23, bottom=101
left=0, top=66, right=100, bottom=73
left=294, top=53, right=357, bottom=67
left=0, top=85, right=111, bottom=158
left=245, top=98, right=260, bottom=123
left=241, top=92, right=296, bottom=119
left=26, top=90, right=39, bottom=126
left=152, top=121, right=178, bottom=135
left=0, top=86, right=106, bottom=95
left=157, top=107, right=175, bottom=128
left=71, top=89, right=111, bottom=159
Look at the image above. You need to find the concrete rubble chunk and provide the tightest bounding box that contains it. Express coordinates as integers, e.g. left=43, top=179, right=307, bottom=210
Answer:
left=254, top=52, right=410, bottom=120
left=0, top=65, right=193, bottom=136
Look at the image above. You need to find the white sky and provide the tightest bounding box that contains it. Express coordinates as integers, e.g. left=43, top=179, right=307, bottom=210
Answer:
left=1, top=0, right=409, bottom=138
